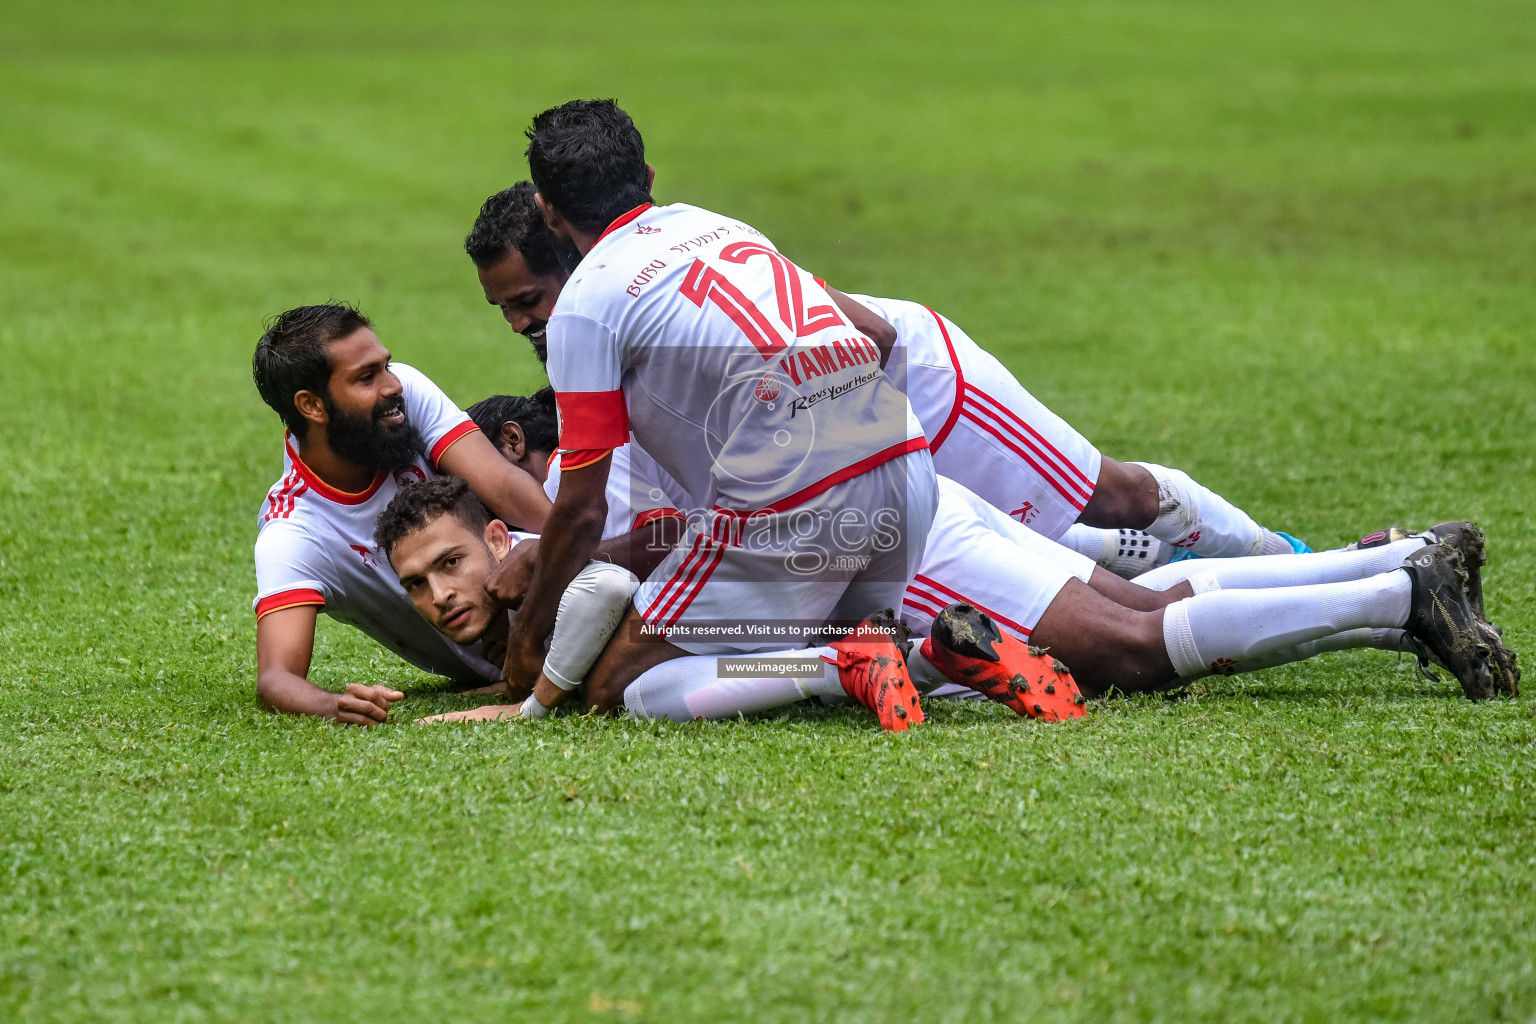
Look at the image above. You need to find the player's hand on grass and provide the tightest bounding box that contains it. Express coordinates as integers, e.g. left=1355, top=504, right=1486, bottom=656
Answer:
left=332, top=683, right=404, bottom=726
left=415, top=703, right=522, bottom=724
left=486, top=537, right=540, bottom=610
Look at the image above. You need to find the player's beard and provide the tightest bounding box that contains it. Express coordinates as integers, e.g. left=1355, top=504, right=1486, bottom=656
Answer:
left=324, top=392, right=426, bottom=472
left=521, top=323, right=549, bottom=365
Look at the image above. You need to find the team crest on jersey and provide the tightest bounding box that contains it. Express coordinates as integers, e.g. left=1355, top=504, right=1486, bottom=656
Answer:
left=753, top=374, right=781, bottom=404
left=349, top=544, right=381, bottom=568
left=635, top=225, right=662, bottom=235
left=394, top=466, right=427, bottom=485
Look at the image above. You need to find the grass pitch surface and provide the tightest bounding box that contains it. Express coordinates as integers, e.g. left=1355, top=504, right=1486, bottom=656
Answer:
left=3, top=1, right=1535, bottom=1020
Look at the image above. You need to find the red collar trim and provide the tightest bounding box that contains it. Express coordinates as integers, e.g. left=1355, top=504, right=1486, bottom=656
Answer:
left=285, top=435, right=388, bottom=506
left=593, top=203, right=654, bottom=248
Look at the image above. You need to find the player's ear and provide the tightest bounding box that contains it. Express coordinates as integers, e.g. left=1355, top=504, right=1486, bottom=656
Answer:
left=293, top=389, right=327, bottom=428
left=483, top=518, right=511, bottom=559
left=533, top=191, right=564, bottom=236
left=644, top=163, right=656, bottom=192
left=498, top=421, right=526, bottom=462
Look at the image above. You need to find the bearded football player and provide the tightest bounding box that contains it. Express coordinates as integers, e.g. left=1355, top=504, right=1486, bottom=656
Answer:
left=250, top=303, right=553, bottom=725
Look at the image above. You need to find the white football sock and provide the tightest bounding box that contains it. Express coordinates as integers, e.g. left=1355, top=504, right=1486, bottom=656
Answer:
left=905, top=642, right=950, bottom=692
left=622, top=647, right=840, bottom=721
left=1169, top=627, right=1408, bottom=680
left=902, top=640, right=986, bottom=700
left=1133, top=462, right=1287, bottom=559
left=1132, top=536, right=1429, bottom=593
left=1058, top=525, right=1170, bottom=578
left=1160, top=570, right=1413, bottom=679
left=1056, top=523, right=1106, bottom=562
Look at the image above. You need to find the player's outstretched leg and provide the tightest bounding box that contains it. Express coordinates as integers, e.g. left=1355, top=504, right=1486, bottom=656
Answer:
left=920, top=604, right=1086, bottom=721
left=824, top=610, right=926, bottom=732
left=623, top=647, right=842, bottom=721
left=1132, top=534, right=1432, bottom=593
left=1011, top=548, right=1489, bottom=700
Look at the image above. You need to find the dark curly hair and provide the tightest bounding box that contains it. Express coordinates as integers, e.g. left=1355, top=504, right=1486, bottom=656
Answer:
left=525, top=99, right=651, bottom=236
left=465, top=387, right=559, bottom=455
left=253, top=303, right=371, bottom=435
left=463, top=181, right=578, bottom=275
left=374, top=475, right=492, bottom=558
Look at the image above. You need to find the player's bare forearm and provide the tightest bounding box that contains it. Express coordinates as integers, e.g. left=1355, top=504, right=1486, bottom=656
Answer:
left=438, top=429, right=552, bottom=532
left=257, top=670, right=404, bottom=725
left=257, top=667, right=342, bottom=717
left=532, top=675, right=565, bottom=710
left=826, top=287, right=896, bottom=367
left=255, top=605, right=402, bottom=724
left=503, top=455, right=612, bottom=676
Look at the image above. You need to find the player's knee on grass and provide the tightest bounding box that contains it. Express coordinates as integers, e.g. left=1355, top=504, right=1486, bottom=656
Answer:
left=1077, top=458, right=1160, bottom=531
left=1030, top=578, right=1175, bottom=698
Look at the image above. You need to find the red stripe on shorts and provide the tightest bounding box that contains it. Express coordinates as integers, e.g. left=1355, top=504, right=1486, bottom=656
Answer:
left=662, top=542, right=727, bottom=630
left=910, top=573, right=1033, bottom=639
left=640, top=534, right=707, bottom=622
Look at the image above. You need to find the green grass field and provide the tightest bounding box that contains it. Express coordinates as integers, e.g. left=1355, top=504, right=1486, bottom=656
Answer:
left=3, top=1, right=1535, bottom=1019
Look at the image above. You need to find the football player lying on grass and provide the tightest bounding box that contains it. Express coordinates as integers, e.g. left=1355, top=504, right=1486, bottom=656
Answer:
left=251, top=303, right=633, bottom=726
left=462, top=179, right=1307, bottom=582
left=372, top=475, right=640, bottom=722
left=392, top=397, right=1514, bottom=730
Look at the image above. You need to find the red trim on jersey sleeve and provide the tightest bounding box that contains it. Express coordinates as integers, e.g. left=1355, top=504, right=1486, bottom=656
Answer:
left=712, top=437, right=930, bottom=518
left=285, top=436, right=387, bottom=505
left=429, top=419, right=479, bottom=467
left=593, top=203, right=655, bottom=248
left=556, top=389, right=628, bottom=452
left=255, top=588, right=325, bottom=619
left=560, top=448, right=614, bottom=471
left=632, top=507, right=684, bottom=532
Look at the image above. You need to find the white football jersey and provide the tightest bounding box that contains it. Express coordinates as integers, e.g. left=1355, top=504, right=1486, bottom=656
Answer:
left=252, top=362, right=511, bottom=684
left=546, top=203, right=927, bottom=514
left=850, top=294, right=1101, bottom=538
left=544, top=440, right=692, bottom=542
left=847, top=293, right=972, bottom=447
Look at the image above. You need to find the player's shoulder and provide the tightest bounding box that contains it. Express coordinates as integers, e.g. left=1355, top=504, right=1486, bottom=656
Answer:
left=658, top=202, right=777, bottom=250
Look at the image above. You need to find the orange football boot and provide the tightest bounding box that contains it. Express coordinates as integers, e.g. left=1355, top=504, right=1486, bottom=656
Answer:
left=824, top=610, right=925, bottom=732
left=922, top=603, right=1086, bottom=721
